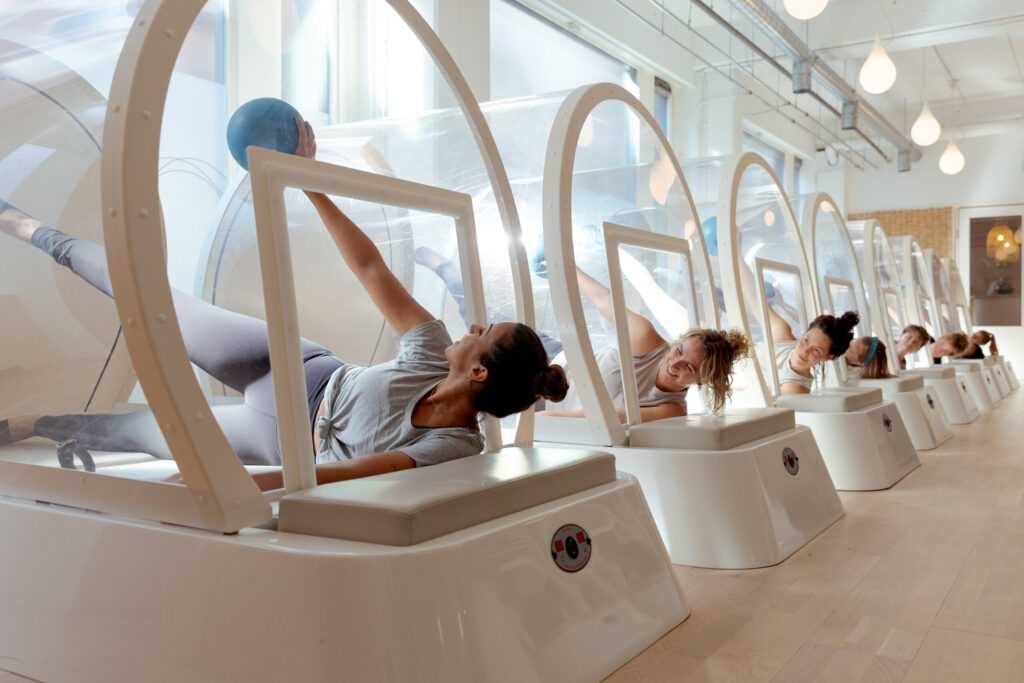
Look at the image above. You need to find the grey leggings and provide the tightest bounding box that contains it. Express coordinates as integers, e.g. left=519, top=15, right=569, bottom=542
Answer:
left=30, top=228, right=343, bottom=465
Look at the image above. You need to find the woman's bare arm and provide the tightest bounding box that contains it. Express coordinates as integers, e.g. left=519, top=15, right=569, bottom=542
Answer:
left=576, top=267, right=666, bottom=355
left=296, top=119, right=432, bottom=337
left=736, top=255, right=794, bottom=342
left=251, top=450, right=416, bottom=491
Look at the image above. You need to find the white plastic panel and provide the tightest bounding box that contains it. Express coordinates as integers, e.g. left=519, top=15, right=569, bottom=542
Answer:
left=800, top=194, right=870, bottom=384
left=944, top=257, right=974, bottom=332
left=0, top=0, right=536, bottom=531
left=848, top=220, right=911, bottom=375
left=718, top=153, right=817, bottom=403
left=543, top=83, right=712, bottom=445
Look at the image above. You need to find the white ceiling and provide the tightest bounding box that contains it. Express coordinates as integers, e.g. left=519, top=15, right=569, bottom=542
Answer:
left=806, top=0, right=1024, bottom=138
left=678, top=0, right=1024, bottom=164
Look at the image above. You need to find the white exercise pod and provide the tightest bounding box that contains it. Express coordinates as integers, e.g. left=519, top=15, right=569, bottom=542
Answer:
left=845, top=218, right=953, bottom=447
left=943, top=258, right=1012, bottom=397
left=923, top=248, right=1001, bottom=408
left=0, top=3, right=689, bottom=681
left=535, top=89, right=842, bottom=569
left=719, top=158, right=919, bottom=492
left=803, top=201, right=950, bottom=450
left=891, top=234, right=982, bottom=420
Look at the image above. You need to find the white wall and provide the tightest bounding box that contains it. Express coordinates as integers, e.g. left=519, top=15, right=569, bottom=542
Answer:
left=845, top=132, right=1024, bottom=213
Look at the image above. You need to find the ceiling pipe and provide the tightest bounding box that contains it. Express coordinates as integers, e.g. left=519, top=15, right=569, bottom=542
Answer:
left=721, top=0, right=919, bottom=165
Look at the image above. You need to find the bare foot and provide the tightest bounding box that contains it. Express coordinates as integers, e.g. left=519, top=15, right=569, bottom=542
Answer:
left=0, top=203, right=42, bottom=243
left=414, top=246, right=448, bottom=272
left=7, top=415, right=41, bottom=442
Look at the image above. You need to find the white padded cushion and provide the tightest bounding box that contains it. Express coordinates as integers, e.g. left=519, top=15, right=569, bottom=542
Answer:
left=627, top=407, right=795, bottom=451
left=775, top=386, right=882, bottom=412
left=853, top=375, right=924, bottom=392
left=277, top=447, right=616, bottom=546
left=533, top=415, right=606, bottom=445
left=906, top=366, right=956, bottom=379
left=949, top=361, right=981, bottom=373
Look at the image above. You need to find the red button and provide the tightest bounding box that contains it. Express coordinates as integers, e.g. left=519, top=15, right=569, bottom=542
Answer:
left=576, top=532, right=585, bottom=543
left=554, top=540, right=564, bottom=552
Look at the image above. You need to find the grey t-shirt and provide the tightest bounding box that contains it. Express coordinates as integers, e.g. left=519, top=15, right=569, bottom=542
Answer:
left=315, top=320, right=485, bottom=466
left=549, top=343, right=688, bottom=411
left=774, top=339, right=814, bottom=390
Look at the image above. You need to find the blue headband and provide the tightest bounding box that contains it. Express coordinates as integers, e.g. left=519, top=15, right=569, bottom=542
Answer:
left=864, top=336, right=880, bottom=366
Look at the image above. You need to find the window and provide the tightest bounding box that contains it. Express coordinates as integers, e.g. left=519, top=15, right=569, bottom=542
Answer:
left=742, top=132, right=785, bottom=182
left=490, top=0, right=637, bottom=101
left=654, top=77, right=671, bottom=140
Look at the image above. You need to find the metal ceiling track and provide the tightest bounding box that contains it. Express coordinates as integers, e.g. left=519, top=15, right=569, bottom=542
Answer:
left=702, top=0, right=919, bottom=170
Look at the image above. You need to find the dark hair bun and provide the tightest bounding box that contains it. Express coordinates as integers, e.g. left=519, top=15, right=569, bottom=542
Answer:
left=535, top=364, right=569, bottom=402
left=838, top=311, right=860, bottom=331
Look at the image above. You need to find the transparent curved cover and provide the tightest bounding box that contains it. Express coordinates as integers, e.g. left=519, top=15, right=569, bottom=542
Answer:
left=0, top=2, right=533, bottom=473
left=810, top=199, right=867, bottom=326
left=729, top=158, right=813, bottom=400
left=556, top=98, right=709, bottom=416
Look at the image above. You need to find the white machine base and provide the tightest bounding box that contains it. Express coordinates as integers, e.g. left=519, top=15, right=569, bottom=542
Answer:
left=608, top=425, right=844, bottom=569
left=1004, top=360, right=1020, bottom=390
left=921, top=376, right=979, bottom=424
left=885, top=387, right=952, bottom=450
left=954, top=367, right=996, bottom=412
left=0, top=474, right=687, bottom=683
left=795, top=402, right=920, bottom=491
left=989, top=360, right=1011, bottom=397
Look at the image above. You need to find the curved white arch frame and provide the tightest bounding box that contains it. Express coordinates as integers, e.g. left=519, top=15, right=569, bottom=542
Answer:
left=808, top=208, right=952, bottom=450
left=848, top=220, right=909, bottom=375
left=799, top=193, right=871, bottom=387
left=1, top=3, right=693, bottom=681
left=950, top=254, right=1022, bottom=392
left=719, top=156, right=918, bottom=491
left=892, top=236, right=939, bottom=342
left=931, top=248, right=1006, bottom=402
left=894, top=237, right=996, bottom=411
left=858, top=224, right=978, bottom=424
left=89, top=0, right=545, bottom=529
left=718, top=154, right=831, bottom=403
left=924, top=249, right=956, bottom=336
left=542, top=82, right=715, bottom=446
left=543, top=133, right=844, bottom=568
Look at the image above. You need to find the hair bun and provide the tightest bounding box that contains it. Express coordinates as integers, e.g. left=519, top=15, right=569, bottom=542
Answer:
left=535, top=364, right=569, bottom=402
left=723, top=329, right=753, bottom=360
left=839, top=311, right=860, bottom=330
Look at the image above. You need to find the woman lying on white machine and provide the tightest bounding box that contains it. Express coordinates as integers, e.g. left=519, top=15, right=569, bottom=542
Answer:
left=844, top=335, right=894, bottom=379
left=0, top=120, right=569, bottom=489
left=737, top=257, right=860, bottom=395
left=895, top=324, right=929, bottom=369
left=415, top=247, right=751, bottom=419
left=931, top=332, right=969, bottom=364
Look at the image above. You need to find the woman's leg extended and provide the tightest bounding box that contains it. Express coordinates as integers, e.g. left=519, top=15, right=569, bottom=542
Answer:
left=31, top=404, right=283, bottom=466
left=29, top=226, right=332, bottom=394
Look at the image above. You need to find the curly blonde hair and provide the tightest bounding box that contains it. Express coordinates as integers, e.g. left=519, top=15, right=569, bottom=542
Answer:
left=674, top=328, right=753, bottom=414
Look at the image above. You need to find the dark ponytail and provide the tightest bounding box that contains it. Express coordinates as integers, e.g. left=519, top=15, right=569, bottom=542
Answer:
left=475, top=323, right=569, bottom=417
left=809, top=311, right=859, bottom=358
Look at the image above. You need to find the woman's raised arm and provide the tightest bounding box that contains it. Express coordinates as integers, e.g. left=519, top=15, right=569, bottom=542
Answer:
left=296, top=119, right=432, bottom=337
left=576, top=267, right=666, bottom=356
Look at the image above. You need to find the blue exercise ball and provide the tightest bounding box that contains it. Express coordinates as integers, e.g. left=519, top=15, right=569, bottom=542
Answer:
left=226, top=97, right=303, bottom=171
left=701, top=216, right=719, bottom=257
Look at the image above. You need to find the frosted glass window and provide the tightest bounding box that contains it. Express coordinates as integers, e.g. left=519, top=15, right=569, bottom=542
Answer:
left=742, top=133, right=785, bottom=181
left=490, top=0, right=637, bottom=101
left=654, top=79, right=671, bottom=140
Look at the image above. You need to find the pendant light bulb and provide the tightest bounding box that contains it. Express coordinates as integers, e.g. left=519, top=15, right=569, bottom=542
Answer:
left=939, top=139, right=965, bottom=175
left=859, top=36, right=897, bottom=94
left=910, top=101, right=941, bottom=146
left=783, top=0, right=828, bottom=20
